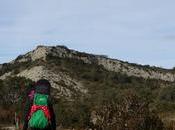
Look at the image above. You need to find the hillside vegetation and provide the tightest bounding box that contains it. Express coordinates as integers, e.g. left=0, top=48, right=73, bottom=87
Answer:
left=0, top=45, right=175, bottom=130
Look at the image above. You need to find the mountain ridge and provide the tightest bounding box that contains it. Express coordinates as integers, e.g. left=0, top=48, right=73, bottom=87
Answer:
left=0, top=44, right=175, bottom=99
left=1, top=45, right=175, bottom=129
left=3, top=45, right=174, bottom=82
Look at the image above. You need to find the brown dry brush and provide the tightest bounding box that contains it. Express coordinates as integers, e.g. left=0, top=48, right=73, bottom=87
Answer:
left=91, top=91, right=164, bottom=130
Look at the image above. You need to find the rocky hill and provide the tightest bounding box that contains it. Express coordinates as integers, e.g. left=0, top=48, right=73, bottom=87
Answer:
left=1, top=45, right=175, bottom=80
left=0, top=45, right=175, bottom=99
left=14, top=45, right=175, bottom=82
left=1, top=45, right=175, bottom=129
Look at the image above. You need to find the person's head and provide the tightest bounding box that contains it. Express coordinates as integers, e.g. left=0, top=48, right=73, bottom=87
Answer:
left=35, top=79, right=51, bottom=95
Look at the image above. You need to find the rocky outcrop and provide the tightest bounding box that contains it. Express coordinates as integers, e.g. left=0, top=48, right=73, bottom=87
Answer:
left=14, top=45, right=175, bottom=82
left=97, top=57, right=175, bottom=82
left=0, top=44, right=174, bottom=100
left=13, top=45, right=49, bottom=63
left=0, top=72, right=12, bottom=80
left=17, top=65, right=87, bottom=98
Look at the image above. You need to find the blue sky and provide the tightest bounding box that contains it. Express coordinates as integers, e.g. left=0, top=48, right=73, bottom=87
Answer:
left=0, top=0, right=175, bottom=68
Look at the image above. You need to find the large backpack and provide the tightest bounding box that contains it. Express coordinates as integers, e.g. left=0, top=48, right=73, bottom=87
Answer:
left=28, top=93, right=51, bottom=129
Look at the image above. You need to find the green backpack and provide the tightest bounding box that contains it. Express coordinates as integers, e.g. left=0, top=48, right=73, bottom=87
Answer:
left=29, top=93, right=50, bottom=129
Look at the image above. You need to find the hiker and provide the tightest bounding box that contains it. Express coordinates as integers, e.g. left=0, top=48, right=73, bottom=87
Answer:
left=23, top=79, right=56, bottom=130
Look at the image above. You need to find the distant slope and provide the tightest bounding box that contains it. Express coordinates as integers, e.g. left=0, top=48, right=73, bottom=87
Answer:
left=0, top=45, right=174, bottom=100
left=1, top=45, right=175, bottom=82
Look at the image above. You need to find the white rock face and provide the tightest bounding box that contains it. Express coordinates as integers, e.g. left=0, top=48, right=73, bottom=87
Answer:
left=97, top=57, right=175, bottom=82
left=17, top=66, right=44, bottom=81
left=0, top=72, right=12, bottom=80
left=13, top=46, right=51, bottom=63
left=29, top=46, right=50, bottom=61
left=17, top=66, right=87, bottom=98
